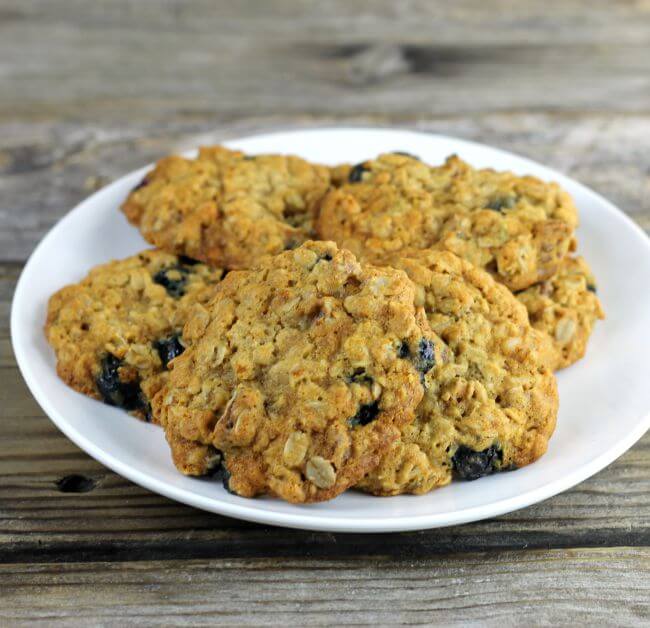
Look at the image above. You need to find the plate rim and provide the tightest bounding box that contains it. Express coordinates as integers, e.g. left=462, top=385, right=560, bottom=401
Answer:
left=11, top=126, right=650, bottom=533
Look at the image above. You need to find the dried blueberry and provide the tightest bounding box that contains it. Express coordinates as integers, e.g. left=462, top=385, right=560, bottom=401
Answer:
left=96, top=354, right=144, bottom=412
left=211, top=465, right=239, bottom=495
left=348, top=400, right=380, bottom=427
left=153, top=265, right=190, bottom=298
left=142, top=401, right=153, bottom=423
left=348, top=163, right=370, bottom=183
left=391, top=151, right=420, bottom=160
left=414, top=338, right=436, bottom=375
left=178, top=255, right=199, bottom=266
left=452, top=445, right=502, bottom=481
left=397, top=341, right=410, bottom=359
left=587, top=283, right=597, bottom=293
left=486, top=196, right=516, bottom=212
left=132, top=178, right=148, bottom=192
left=154, top=334, right=185, bottom=368
left=284, top=239, right=299, bottom=251
left=348, top=368, right=373, bottom=386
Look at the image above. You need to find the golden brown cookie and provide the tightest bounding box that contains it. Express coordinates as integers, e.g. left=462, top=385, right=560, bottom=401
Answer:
left=516, top=256, right=604, bottom=370
left=357, top=250, right=558, bottom=496
left=328, top=163, right=352, bottom=187
left=316, top=153, right=578, bottom=291
left=122, top=146, right=332, bottom=269
left=45, top=250, right=224, bottom=422
left=155, top=241, right=445, bottom=503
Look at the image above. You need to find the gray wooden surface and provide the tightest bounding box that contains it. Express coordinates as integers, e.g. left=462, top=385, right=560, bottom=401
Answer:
left=1, top=1, right=649, bottom=625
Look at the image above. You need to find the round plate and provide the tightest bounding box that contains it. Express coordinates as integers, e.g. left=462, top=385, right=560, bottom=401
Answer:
left=11, top=128, right=650, bottom=532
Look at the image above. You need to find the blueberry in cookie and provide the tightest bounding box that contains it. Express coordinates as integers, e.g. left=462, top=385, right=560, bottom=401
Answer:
left=45, top=250, right=225, bottom=421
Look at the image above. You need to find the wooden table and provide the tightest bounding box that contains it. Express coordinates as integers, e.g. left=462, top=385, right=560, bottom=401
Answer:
left=2, top=2, right=649, bottom=624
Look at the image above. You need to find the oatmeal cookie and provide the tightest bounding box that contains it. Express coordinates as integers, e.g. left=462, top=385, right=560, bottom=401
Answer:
left=155, top=241, right=445, bottom=503
left=357, top=250, right=558, bottom=496
left=45, top=250, right=224, bottom=421
left=122, top=146, right=331, bottom=269
left=316, top=153, right=578, bottom=290
left=516, top=256, right=604, bottom=370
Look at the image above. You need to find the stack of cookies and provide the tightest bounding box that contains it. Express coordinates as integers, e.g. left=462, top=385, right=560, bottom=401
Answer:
left=45, top=146, right=603, bottom=503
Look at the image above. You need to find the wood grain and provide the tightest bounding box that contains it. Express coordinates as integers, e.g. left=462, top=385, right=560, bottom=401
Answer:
left=1, top=0, right=650, bottom=121
left=2, top=550, right=650, bottom=626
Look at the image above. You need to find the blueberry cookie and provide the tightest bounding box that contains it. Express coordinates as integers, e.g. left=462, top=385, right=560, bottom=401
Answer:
left=356, top=250, right=558, bottom=496
left=155, top=241, right=445, bottom=503
left=45, top=250, right=225, bottom=421
left=516, top=256, right=604, bottom=370
left=316, top=153, right=578, bottom=291
left=122, top=146, right=332, bottom=269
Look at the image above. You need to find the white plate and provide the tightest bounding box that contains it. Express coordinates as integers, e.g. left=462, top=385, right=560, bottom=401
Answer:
left=11, top=128, right=650, bottom=533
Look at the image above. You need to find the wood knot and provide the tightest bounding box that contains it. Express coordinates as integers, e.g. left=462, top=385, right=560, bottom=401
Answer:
left=345, top=44, right=410, bottom=86
left=55, top=474, right=97, bottom=493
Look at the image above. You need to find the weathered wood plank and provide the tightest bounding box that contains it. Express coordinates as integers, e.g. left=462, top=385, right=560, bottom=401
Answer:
left=1, top=549, right=649, bottom=626
left=1, top=0, right=650, bottom=122
left=3, top=432, right=647, bottom=563
left=4, top=0, right=650, bottom=45
left=1, top=113, right=649, bottom=262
